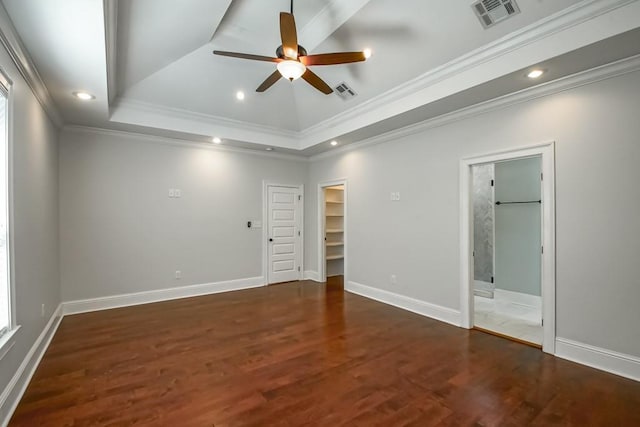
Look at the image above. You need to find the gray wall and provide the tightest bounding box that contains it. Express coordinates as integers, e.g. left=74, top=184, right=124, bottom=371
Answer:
left=305, top=70, right=640, bottom=358
left=59, top=129, right=307, bottom=301
left=494, top=157, right=541, bottom=296
left=0, top=46, right=60, bottom=419
left=472, top=164, right=494, bottom=284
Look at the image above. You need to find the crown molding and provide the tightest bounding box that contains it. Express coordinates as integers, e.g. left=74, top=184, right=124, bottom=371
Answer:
left=111, top=98, right=301, bottom=148
left=309, top=53, right=640, bottom=162
left=298, top=0, right=638, bottom=146
left=0, top=3, right=64, bottom=127
left=104, top=0, right=118, bottom=104
left=63, top=124, right=309, bottom=162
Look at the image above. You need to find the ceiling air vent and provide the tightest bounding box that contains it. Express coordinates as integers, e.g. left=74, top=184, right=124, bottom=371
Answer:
left=334, top=82, right=357, bottom=100
left=472, top=0, right=520, bottom=29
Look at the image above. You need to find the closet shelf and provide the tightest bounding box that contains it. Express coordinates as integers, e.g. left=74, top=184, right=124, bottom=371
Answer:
left=326, top=229, right=344, bottom=233
left=325, top=242, right=344, bottom=247
left=326, top=201, right=344, bottom=204
left=326, top=255, right=344, bottom=261
left=326, top=214, right=344, bottom=217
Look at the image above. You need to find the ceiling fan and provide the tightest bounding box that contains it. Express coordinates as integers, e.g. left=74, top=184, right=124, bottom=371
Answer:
left=213, top=0, right=367, bottom=95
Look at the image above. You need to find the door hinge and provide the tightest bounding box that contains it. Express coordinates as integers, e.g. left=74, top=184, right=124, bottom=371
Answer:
left=541, top=173, right=544, bottom=181
left=472, top=250, right=475, bottom=257
left=297, top=266, right=301, bottom=272
left=298, top=231, right=301, bottom=236
left=298, top=195, right=301, bottom=201
left=490, top=179, right=494, bottom=187
left=542, top=319, right=544, bottom=326
left=490, top=276, right=494, bottom=284
left=541, top=246, right=544, bottom=254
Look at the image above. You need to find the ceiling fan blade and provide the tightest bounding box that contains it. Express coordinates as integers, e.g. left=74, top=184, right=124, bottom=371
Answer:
left=300, top=52, right=366, bottom=66
left=280, top=12, right=298, bottom=59
left=302, top=69, right=333, bottom=95
left=213, top=50, right=280, bottom=62
left=256, top=70, right=283, bottom=92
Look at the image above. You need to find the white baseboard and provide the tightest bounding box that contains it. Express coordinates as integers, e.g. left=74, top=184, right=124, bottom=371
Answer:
left=556, top=337, right=640, bottom=382
left=0, top=304, right=63, bottom=427
left=63, top=276, right=265, bottom=315
left=494, top=288, right=542, bottom=308
left=303, top=270, right=321, bottom=282
left=346, top=281, right=461, bottom=327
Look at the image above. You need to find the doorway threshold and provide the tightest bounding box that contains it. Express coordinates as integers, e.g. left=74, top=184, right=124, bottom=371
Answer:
left=473, top=326, right=542, bottom=349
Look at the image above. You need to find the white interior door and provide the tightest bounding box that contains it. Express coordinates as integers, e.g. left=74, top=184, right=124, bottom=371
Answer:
left=268, top=186, right=302, bottom=284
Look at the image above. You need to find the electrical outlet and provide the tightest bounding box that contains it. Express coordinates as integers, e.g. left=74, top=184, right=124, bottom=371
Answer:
left=41, top=304, right=45, bottom=317
left=175, top=189, right=181, bottom=198
left=390, top=192, right=401, bottom=201
left=390, top=274, right=397, bottom=285
left=175, top=270, right=181, bottom=279
left=168, top=189, right=175, bottom=198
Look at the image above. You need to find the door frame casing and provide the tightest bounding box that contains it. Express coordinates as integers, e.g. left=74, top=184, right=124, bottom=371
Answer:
left=459, top=142, right=556, bottom=353
left=263, top=181, right=304, bottom=285
left=317, top=178, right=348, bottom=283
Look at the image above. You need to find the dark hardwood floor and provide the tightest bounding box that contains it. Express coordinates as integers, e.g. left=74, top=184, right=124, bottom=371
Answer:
left=11, top=279, right=640, bottom=426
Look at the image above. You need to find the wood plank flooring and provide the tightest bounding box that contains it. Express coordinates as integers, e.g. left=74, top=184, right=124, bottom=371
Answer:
left=10, top=280, right=640, bottom=426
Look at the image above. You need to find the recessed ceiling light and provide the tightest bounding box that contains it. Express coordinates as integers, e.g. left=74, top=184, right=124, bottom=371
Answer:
left=73, top=91, right=95, bottom=101
left=330, top=140, right=338, bottom=146
left=265, top=147, right=273, bottom=151
left=212, top=137, right=222, bottom=144
left=527, top=69, right=544, bottom=79
left=363, top=48, right=372, bottom=59
left=236, top=91, right=245, bottom=100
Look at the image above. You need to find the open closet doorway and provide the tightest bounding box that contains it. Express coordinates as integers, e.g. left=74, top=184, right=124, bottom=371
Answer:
left=460, top=143, right=556, bottom=353
left=318, top=180, right=347, bottom=288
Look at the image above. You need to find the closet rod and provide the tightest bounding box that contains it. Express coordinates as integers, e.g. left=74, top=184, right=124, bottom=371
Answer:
left=495, top=200, right=541, bottom=205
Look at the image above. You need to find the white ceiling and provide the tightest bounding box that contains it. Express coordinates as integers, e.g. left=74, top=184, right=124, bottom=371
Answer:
left=1, top=0, right=640, bottom=155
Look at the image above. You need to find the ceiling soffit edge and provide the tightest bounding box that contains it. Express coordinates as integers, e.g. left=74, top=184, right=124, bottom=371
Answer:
left=113, top=98, right=299, bottom=137
left=104, top=0, right=117, bottom=103
left=111, top=98, right=300, bottom=148
left=63, top=124, right=310, bottom=162
left=0, top=2, right=63, bottom=127
left=307, top=54, right=640, bottom=162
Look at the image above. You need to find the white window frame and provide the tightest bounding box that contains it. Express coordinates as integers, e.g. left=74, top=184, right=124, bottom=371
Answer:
left=0, top=66, right=18, bottom=358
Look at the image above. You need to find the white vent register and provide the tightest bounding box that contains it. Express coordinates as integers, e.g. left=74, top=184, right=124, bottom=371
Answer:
left=334, top=82, right=357, bottom=100
left=472, top=0, right=520, bottom=28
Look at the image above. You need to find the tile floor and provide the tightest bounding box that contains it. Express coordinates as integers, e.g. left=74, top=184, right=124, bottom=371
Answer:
left=474, top=294, right=542, bottom=345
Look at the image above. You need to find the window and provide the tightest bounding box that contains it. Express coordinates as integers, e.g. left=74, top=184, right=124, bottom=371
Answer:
left=0, top=71, right=11, bottom=338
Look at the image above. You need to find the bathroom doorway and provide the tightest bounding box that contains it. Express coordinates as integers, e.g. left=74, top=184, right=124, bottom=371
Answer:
left=472, top=157, right=542, bottom=346
left=460, top=143, right=556, bottom=353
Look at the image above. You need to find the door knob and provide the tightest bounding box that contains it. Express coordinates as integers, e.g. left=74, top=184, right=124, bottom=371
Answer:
left=269, top=238, right=273, bottom=242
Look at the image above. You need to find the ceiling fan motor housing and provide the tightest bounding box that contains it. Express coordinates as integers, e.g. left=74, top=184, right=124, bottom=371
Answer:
left=276, top=45, right=308, bottom=59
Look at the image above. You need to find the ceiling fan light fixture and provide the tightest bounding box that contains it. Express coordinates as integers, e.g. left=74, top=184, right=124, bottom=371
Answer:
left=363, top=48, right=372, bottom=59
left=277, top=60, right=306, bottom=81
